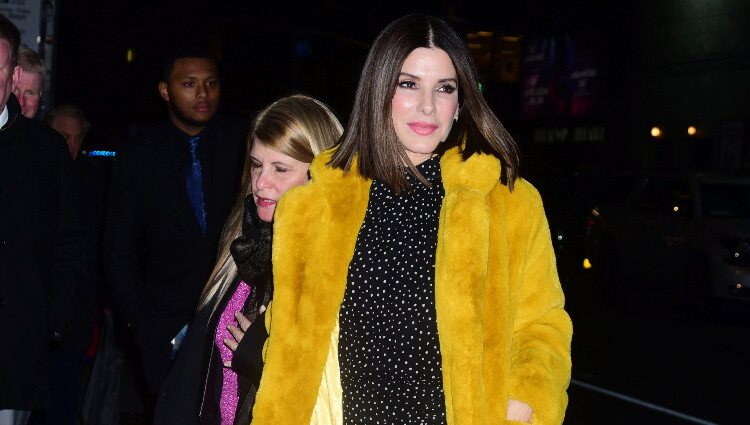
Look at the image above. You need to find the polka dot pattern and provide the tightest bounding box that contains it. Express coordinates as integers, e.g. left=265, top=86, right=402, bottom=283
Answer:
left=338, top=156, right=447, bottom=424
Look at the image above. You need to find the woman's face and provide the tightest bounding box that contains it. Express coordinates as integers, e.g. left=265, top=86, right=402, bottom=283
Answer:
left=391, top=47, right=459, bottom=165
left=249, top=139, right=310, bottom=222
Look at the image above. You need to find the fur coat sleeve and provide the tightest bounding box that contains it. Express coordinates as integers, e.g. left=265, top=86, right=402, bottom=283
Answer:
left=503, top=182, right=572, bottom=424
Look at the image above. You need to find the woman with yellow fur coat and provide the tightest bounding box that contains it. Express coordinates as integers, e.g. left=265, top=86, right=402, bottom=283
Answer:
left=252, top=14, right=573, bottom=425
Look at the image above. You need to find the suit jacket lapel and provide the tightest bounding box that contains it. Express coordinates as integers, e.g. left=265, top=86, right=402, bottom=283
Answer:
left=154, top=133, right=205, bottom=239
left=204, top=124, right=239, bottom=240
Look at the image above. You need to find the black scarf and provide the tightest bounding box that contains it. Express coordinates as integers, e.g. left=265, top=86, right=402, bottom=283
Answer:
left=230, top=194, right=273, bottom=322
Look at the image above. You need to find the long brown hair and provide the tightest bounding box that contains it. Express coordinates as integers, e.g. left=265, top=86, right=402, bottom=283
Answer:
left=329, top=14, right=520, bottom=194
left=197, top=95, right=342, bottom=310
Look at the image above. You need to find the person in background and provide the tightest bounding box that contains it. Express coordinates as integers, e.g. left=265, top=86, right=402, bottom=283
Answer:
left=13, top=45, right=44, bottom=119
left=29, top=104, right=103, bottom=425
left=46, top=104, right=89, bottom=158
left=251, top=15, right=572, bottom=425
left=104, top=46, right=246, bottom=406
left=0, top=14, right=86, bottom=425
left=154, top=94, right=342, bottom=425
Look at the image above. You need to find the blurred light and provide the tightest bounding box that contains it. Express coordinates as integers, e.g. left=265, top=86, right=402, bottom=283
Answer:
left=673, top=206, right=679, bottom=212
left=557, top=235, right=564, bottom=241
left=737, top=283, right=743, bottom=289
left=651, top=126, right=662, bottom=138
left=687, top=125, right=697, bottom=136
left=468, top=43, right=482, bottom=50
left=88, top=150, right=116, bottom=157
left=734, top=252, right=740, bottom=258
left=583, top=258, right=592, bottom=269
left=477, top=31, right=494, bottom=37
left=502, top=36, right=520, bottom=42
left=126, top=48, right=135, bottom=63
left=590, top=207, right=600, bottom=218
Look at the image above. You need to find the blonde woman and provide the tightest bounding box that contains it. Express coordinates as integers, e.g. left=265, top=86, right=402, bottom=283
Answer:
left=153, top=95, right=342, bottom=425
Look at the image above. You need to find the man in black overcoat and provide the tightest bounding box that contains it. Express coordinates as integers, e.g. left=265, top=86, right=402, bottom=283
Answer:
left=0, top=14, right=87, bottom=425
left=103, top=47, right=246, bottom=399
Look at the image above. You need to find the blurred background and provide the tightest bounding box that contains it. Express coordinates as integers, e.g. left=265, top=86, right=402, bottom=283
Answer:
left=11, top=0, right=750, bottom=423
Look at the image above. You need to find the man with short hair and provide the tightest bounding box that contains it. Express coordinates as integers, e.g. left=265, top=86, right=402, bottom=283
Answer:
left=13, top=45, right=43, bottom=118
left=0, top=14, right=86, bottom=425
left=104, top=47, right=246, bottom=399
left=46, top=104, right=89, bottom=159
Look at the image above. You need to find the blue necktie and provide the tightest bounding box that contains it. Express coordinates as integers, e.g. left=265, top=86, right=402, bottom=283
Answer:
left=186, top=136, right=207, bottom=234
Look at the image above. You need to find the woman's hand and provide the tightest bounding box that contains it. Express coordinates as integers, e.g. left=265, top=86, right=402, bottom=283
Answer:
left=222, top=305, right=266, bottom=367
left=506, top=399, right=533, bottom=423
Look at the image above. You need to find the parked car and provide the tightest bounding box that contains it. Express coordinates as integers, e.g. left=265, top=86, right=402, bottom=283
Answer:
left=585, top=173, right=750, bottom=307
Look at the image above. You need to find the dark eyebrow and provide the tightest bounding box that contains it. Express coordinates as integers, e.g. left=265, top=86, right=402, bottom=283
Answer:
left=397, top=72, right=457, bottom=85
left=398, top=72, right=420, bottom=80
left=181, top=73, right=219, bottom=80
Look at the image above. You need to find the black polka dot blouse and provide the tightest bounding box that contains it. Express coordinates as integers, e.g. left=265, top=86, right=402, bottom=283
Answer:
left=338, top=155, right=447, bottom=424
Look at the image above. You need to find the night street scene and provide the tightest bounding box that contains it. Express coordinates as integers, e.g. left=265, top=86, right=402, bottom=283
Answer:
left=1, top=0, right=749, bottom=424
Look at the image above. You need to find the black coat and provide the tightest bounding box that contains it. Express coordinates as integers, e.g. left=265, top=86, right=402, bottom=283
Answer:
left=103, top=117, right=246, bottom=392
left=0, top=95, right=88, bottom=409
left=67, top=156, right=107, bottom=352
left=153, top=274, right=270, bottom=425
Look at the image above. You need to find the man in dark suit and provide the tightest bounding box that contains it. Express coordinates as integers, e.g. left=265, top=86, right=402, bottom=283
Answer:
left=104, top=47, right=246, bottom=398
left=0, top=14, right=87, bottom=425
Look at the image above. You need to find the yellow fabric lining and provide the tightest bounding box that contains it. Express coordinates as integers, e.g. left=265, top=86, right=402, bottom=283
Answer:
left=310, top=321, right=343, bottom=425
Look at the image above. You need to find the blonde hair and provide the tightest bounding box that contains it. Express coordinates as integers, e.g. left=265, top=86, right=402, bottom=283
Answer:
left=18, top=45, right=44, bottom=77
left=197, top=95, right=342, bottom=310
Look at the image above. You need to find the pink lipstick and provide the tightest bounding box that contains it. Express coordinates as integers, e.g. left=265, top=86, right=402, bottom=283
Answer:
left=407, top=122, right=438, bottom=136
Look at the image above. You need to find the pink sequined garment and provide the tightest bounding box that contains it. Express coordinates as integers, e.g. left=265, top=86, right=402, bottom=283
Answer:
left=214, top=280, right=252, bottom=425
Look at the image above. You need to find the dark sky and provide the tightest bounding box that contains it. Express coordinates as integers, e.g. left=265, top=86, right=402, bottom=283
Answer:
left=52, top=0, right=626, bottom=148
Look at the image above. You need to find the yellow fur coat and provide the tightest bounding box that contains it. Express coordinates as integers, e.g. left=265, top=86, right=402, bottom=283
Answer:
left=252, top=147, right=573, bottom=424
